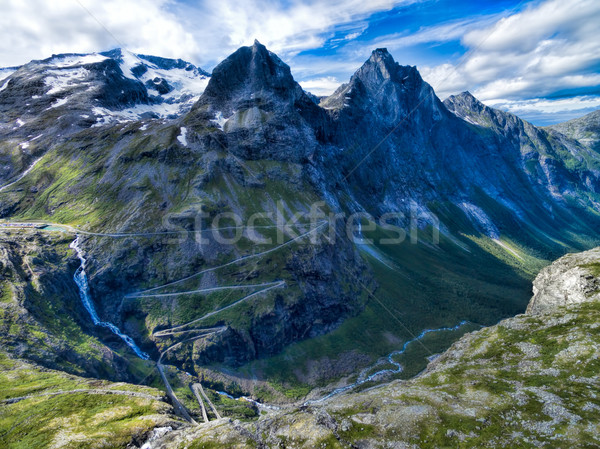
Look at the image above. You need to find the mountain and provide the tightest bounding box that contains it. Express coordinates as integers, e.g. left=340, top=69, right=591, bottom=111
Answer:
left=0, top=48, right=209, bottom=124
left=0, top=49, right=209, bottom=186
left=0, top=41, right=371, bottom=378
left=189, top=40, right=327, bottom=161
left=0, top=41, right=600, bottom=446
left=547, top=109, right=600, bottom=154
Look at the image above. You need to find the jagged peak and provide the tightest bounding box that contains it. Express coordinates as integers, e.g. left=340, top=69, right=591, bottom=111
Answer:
left=447, top=91, right=480, bottom=103
left=360, top=48, right=400, bottom=80
left=443, top=91, right=532, bottom=129
left=369, top=48, right=392, bottom=59
left=321, top=48, right=430, bottom=112
left=367, top=48, right=395, bottom=68
left=444, top=91, right=487, bottom=112
left=195, top=41, right=299, bottom=112
left=350, top=47, right=422, bottom=92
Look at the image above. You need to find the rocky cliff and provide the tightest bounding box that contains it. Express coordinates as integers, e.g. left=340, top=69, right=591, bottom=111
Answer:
left=528, top=246, right=600, bottom=314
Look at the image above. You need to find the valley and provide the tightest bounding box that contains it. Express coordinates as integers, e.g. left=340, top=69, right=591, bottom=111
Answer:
left=0, top=40, right=599, bottom=447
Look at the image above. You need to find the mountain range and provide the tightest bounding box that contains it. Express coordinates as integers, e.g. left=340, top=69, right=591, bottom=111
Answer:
left=0, top=40, right=599, bottom=447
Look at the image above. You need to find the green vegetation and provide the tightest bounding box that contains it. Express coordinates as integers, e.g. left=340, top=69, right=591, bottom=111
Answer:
left=2, top=115, right=600, bottom=413
left=0, top=352, right=178, bottom=449
left=186, top=297, right=600, bottom=448
left=237, top=207, right=547, bottom=394
left=581, top=261, right=600, bottom=276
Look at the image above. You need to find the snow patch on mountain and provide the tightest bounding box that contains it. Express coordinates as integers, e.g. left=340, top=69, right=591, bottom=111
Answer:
left=458, top=202, right=500, bottom=239
left=0, top=77, right=12, bottom=92
left=177, top=127, right=188, bottom=146
left=45, top=67, right=90, bottom=95
left=91, top=101, right=194, bottom=127
left=212, top=111, right=233, bottom=130
left=48, top=53, right=108, bottom=68
left=0, top=68, right=15, bottom=84
left=116, top=49, right=209, bottom=104
left=47, top=98, right=68, bottom=109
left=117, top=50, right=142, bottom=80
left=1, top=49, right=211, bottom=125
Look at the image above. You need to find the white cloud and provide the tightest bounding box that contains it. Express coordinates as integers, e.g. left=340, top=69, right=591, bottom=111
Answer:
left=419, top=0, right=600, bottom=102
left=364, top=16, right=498, bottom=50
left=176, top=0, right=421, bottom=66
left=490, top=96, right=600, bottom=114
left=0, top=0, right=201, bottom=67
left=290, top=13, right=503, bottom=98
left=0, top=0, right=420, bottom=70
left=488, top=96, right=600, bottom=126
left=299, top=76, right=343, bottom=96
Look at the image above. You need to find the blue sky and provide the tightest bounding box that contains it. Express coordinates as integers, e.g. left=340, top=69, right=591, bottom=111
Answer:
left=1, top=0, right=599, bottom=125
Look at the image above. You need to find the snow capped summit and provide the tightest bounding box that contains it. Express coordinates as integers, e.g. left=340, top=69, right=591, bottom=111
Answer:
left=0, top=49, right=210, bottom=130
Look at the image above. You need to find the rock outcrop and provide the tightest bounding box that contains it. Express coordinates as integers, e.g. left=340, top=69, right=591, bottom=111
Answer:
left=528, top=246, right=600, bottom=314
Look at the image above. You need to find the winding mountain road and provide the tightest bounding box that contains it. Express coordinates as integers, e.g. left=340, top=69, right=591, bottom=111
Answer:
left=128, top=222, right=327, bottom=297
left=0, top=219, right=327, bottom=424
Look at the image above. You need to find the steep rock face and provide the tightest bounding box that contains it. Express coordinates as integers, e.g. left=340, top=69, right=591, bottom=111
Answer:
left=317, top=50, right=600, bottom=238
left=321, top=48, right=443, bottom=127
left=527, top=246, right=600, bottom=314
left=445, top=92, right=600, bottom=200
left=0, top=111, right=371, bottom=371
left=0, top=230, right=139, bottom=381
left=190, top=40, right=327, bottom=161
left=548, top=109, right=600, bottom=154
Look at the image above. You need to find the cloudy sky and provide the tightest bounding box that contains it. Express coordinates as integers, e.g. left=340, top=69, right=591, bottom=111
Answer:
left=1, top=0, right=598, bottom=124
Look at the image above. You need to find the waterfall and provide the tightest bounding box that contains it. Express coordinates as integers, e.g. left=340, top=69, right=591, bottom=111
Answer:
left=70, top=236, right=149, bottom=360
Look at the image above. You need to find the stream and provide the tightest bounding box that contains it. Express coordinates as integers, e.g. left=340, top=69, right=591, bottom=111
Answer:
left=304, top=320, right=470, bottom=405
left=216, top=391, right=280, bottom=411
left=70, top=236, right=149, bottom=360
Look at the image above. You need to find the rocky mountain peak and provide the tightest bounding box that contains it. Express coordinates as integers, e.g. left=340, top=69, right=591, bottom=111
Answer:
left=190, top=41, right=323, bottom=161
left=196, top=39, right=298, bottom=113
left=444, top=91, right=486, bottom=115
left=320, top=47, right=442, bottom=130
left=354, top=48, right=420, bottom=91
left=365, top=48, right=396, bottom=77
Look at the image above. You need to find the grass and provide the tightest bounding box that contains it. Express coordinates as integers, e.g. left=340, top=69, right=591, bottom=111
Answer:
left=0, top=350, right=177, bottom=449
left=580, top=262, right=600, bottom=277
left=237, top=213, right=538, bottom=392
left=0, top=393, right=164, bottom=449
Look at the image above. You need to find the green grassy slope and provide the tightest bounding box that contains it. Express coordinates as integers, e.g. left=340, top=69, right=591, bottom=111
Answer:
left=0, top=351, right=181, bottom=449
